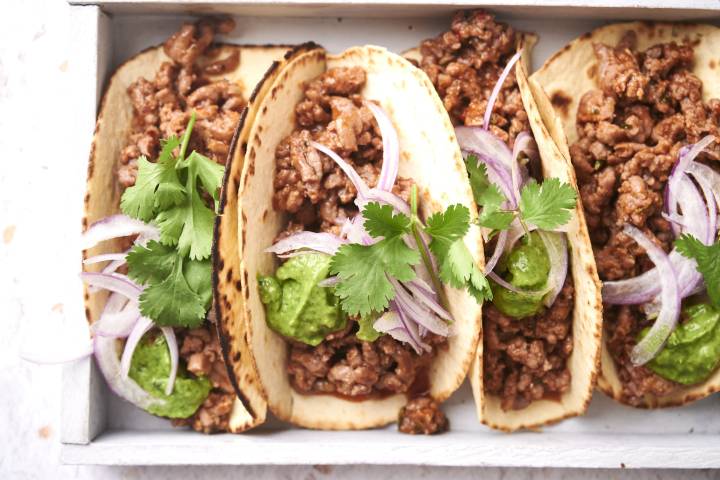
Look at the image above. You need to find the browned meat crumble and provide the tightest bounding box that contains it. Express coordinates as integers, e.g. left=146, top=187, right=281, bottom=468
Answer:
left=398, top=396, right=449, bottom=435
left=569, top=31, right=720, bottom=405
left=419, top=11, right=575, bottom=411
left=118, top=19, right=243, bottom=433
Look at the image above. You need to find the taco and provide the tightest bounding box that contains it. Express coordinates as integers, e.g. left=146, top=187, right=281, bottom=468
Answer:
left=79, top=18, right=290, bottom=433
left=532, top=23, right=720, bottom=408
left=217, top=44, right=487, bottom=433
left=409, top=10, right=603, bottom=431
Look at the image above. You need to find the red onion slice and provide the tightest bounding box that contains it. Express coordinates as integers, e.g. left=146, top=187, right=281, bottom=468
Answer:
left=691, top=172, right=718, bottom=243
left=120, top=316, right=154, bottom=379
left=510, top=131, right=537, bottom=200
left=312, top=141, right=370, bottom=200
left=266, top=231, right=346, bottom=257
left=403, top=279, right=452, bottom=322
left=624, top=225, right=681, bottom=365
left=365, top=102, right=400, bottom=192
left=363, top=188, right=411, bottom=215
left=80, top=272, right=141, bottom=301
left=488, top=271, right=549, bottom=297
left=81, top=214, right=159, bottom=250
left=93, top=303, right=141, bottom=338
left=84, top=253, right=127, bottom=265
left=538, top=231, right=568, bottom=307
left=160, top=326, right=178, bottom=395
left=94, top=336, right=165, bottom=411
left=484, top=229, right=508, bottom=274
left=687, top=161, right=720, bottom=208
left=483, top=51, right=522, bottom=131
left=391, top=279, right=449, bottom=336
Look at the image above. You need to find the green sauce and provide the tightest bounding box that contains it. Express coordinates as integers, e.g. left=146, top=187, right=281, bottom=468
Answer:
left=128, top=334, right=211, bottom=419
left=644, top=303, right=720, bottom=385
left=258, top=253, right=347, bottom=346
left=491, top=232, right=550, bottom=318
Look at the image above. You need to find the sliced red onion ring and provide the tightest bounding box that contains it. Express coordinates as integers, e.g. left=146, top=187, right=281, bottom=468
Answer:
left=403, top=279, right=452, bottom=321
left=538, top=231, right=568, bottom=307
left=80, top=272, right=141, bottom=301
left=365, top=102, right=400, bottom=192
left=160, top=326, right=178, bottom=395
left=84, top=253, right=127, bottom=265
left=687, top=161, right=720, bottom=208
left=487, top=271, right=549, bottom=297
left=624, top=225, right=680, bottom=366
left=93, top=303, right=141, bottom=338
left=312, top=141, right=370, bottom=200
left=691, top=172, right=718, bottom=243
left=81, top=214, right=159, bottom=250
left=94, top=335, right=165, bottom=411
left=363, top=188, right=411, bottom=215
left=103, top=292, right=129, bottom=315
left=661, top=212, right=687, bottom=229
left=21, top=341, right=94, bottom=365
left=266, top=231, right=346, bottom=257
left=484, top=229, right=507, bottom=274
left=389, top=301, right=430, bottom=354
left=391, top=278, right=449, bottom=336
left=483, top=51, right=522, bottom=131
left=510, top=131, right=537, bottom=200
left=120, top=316, right=154, bottom=379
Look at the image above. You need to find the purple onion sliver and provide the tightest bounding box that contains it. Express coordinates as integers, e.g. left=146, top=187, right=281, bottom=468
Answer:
left=363, top=188, right=411, bottom=215
left=483, top=51, right=522, bottom=131
left=484, top=229, right=507, bottom=274
left=120, top=316, right=154, bottom=379
left=538, top=231, right=568, bottom=308
left=81, top=214, right=159, bottom=251
left=160, top=327, right=178, bottom=396
left=312, top=141, right=370, bottom=200
left=403, top=280, right=452, bottom=321
left=266, top=231, right=345, bottom=256
left=80, top=272, right=142, bottom=301
left=624, top=225, right=681, bottom=366
left=365, top=102, right=400, bottom=192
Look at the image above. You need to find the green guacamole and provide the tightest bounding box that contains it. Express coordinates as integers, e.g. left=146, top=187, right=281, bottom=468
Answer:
left=491, top=232, right=550, bottom=318
left=128, top=334, right=211, bottom=419
left=644, top=303, right=720, bottom=385
left=258, top=253, right=347, bottom=346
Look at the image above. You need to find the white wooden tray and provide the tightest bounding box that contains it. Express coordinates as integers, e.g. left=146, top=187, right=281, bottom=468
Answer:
left=61, top=1, right=720, bottom=468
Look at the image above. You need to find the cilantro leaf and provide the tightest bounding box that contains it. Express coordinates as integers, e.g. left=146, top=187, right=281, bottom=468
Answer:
left=330, top=238, right=420, bottom=317
left=363, top=202, right=412, bottom=239
left=519, top=178, right=576, bottom=230
left=138, top=255, right=207, bottom=328
left=126, top=240, right=176, bottom=285
left=120, top=138, right=185, bottom=221
left=675, top=234, right=720, bottom=308
left=184, top=258, right=213, bottom=310
left=425, top=204, right=492, bottom=301
left=356, top=314, right=382, bottom=342
left=186, top=151, right=225, bottom=209
left=465, top=157, right=514, bottom=230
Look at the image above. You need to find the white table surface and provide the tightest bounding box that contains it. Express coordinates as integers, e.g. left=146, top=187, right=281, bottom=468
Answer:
left=0, top=0, right=718, bottom=478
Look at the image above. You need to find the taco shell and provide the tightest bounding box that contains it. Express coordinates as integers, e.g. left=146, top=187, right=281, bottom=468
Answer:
left=531, top=22, right=720, bottom=407
left=224, top=45, right=484, bottom=430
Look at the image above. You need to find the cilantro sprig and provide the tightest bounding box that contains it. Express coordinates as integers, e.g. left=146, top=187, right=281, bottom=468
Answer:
left=121, top=113, right=222, bottom=328
left=465, top=154, right=576, bottom=233
left=675, top=234, right=720, bottom=308
left=329, top=187, right=491, bottom=318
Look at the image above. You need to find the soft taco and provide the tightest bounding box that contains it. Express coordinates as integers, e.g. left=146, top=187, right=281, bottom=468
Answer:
left=79, top=18, right=290, bottom=433
left=409, top=10, right=603, bottom=431
left=532, top=23, right=720, bottom=408
left=216, top=44, right=487, bottom=433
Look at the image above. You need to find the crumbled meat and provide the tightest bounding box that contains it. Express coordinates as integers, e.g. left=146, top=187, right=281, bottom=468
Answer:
left=569, top=33, right=720, bottom=404
left=398, top=396, right=448, bottom=435
left=171, top=326, right=236, bottom=433
left=483, top=279, right=574, bottom=411
left=418, top=10, right=528, bottom=145
left=273, top=66, right=411, bottom=236
left=287, top=321, right=438, bottom=397
left=118, top=18, right=244, bottom=188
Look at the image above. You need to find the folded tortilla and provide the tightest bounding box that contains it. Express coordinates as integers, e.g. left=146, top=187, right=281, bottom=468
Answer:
left=531, top=22, right=720, bottom=408
left=216, top=44, right=483, bottom=430
left=405, top=34, right=603, bottom=431
left=83, top=42, right=291, bottom=430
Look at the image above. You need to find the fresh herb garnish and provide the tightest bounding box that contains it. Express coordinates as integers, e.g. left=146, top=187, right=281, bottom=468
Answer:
left=121, top=113, right=220, bottom=328
left=330, top=187, right=491, bottom=317
left=675, top=234, right=720, bottom=308
left=465, top=154, right=576, bottom=232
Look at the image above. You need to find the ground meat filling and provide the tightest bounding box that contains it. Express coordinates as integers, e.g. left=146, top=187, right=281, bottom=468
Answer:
left=398, top=396, right=449, bottom=435
left=119, top=19, right=245, bottom=189
left=569, top=32, right=720, bottom=405
left=418, top=10, right=529, bottom=146
left=420, top=11, right=575, bottom=411
left=272, top=67, right=445, bottom=425
left=483, top=279, right=575, bottom=410
left=118, top=19, right=242, bottom=433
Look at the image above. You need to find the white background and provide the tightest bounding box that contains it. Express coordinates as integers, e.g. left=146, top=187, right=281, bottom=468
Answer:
left=0, top=0, right=718, bottom=478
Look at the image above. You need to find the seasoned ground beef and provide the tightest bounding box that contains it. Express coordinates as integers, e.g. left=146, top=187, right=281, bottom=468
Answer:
left=483, top=279, right=574, bottom=411
left=420, top=11, right=575, bottom=411
left=117, top=20, right=243, bottom=433
left=171, top=327, right=236, bottom=433
left=569, top=31, right=720, bottom=405
left=118, top=18, right=245, bottom=189
left=398, top=396, right=448, bottom=434
left=273, top=67, right=444, bottom=416
left=418, top=10, right=529, bottom=146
